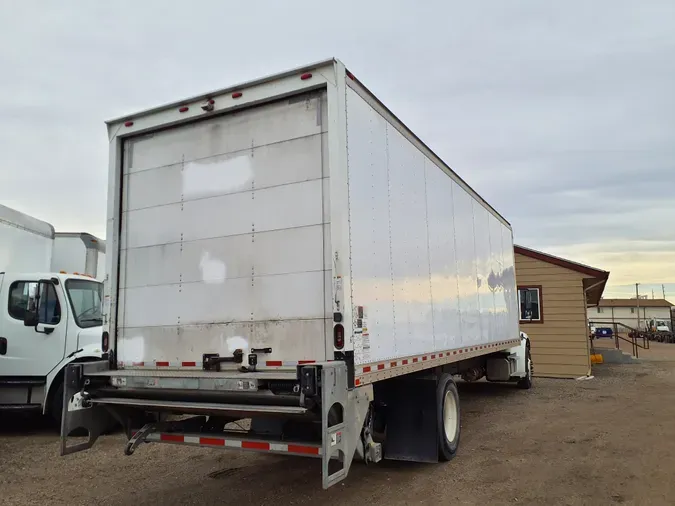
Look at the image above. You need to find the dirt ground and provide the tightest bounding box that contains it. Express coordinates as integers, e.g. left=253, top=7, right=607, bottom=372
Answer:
left=3, top=358, right=675, bottom=506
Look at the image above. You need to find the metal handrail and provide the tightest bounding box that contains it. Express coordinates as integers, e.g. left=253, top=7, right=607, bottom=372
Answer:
left=589, top=321, right=649, bottom=359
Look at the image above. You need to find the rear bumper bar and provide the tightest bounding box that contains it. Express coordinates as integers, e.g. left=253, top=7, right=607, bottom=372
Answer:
left=90, top=397, right=309, bottom=417
left=125, top=422, right=322, bottom=458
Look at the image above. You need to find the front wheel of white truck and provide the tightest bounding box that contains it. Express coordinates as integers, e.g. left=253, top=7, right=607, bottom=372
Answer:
left=437, top=374, right=460, bottom=461
left=517, top=344, right=533, bottom=390
left=50, top=381, right=64, bottom=425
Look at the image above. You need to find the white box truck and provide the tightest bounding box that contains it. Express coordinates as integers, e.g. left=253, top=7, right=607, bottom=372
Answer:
left=52, top=233, right=106, bottom=280
left=61, top=58, right=532, bottom=488
left=0, top=204, right=105, bottom=422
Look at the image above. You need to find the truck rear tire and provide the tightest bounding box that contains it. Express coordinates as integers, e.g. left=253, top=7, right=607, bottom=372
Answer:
left=437, top=374, right=460, bottom=461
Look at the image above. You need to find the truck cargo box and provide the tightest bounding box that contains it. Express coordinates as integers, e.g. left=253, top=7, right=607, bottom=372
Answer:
left=52, top=233, right=106, bottom=279
left=0, top=204, right=54, bottom=273
left=105, top=59, right=520, bottom=381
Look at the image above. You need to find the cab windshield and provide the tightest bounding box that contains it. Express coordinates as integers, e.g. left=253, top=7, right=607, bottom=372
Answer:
left=65, top=279, right=103, bottom=328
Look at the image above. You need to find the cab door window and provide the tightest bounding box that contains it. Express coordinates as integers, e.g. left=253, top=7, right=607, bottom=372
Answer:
left=37, top=284, right=61, bottom=324
left=8, top=281, right=61, bottom=324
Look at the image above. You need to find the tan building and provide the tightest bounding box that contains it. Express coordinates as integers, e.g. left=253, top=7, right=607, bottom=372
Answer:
left=588, top=299, right=673, bottom=331
left=514, top=245, right=609, bottom=379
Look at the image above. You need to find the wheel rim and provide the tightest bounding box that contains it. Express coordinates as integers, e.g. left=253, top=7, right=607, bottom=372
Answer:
left=443, top=390, right=458, bottom=443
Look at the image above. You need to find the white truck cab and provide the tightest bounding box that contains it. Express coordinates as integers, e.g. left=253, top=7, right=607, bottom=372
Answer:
left=0, top=272, right=104, bottom=422
left=647, top=319, right=670, bottom=333
left=0, top=204, right=104, bottom=422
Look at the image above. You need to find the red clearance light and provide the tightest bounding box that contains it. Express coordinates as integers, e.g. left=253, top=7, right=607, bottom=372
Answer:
left=300, top=73, right=312, bottom=80
left=179, top=106, right=189, bottom=113
left=208, top=99, right=215, bottom=104
left=346, top=71, right=355, bottom=80
left=334, top=324, right=344, bottom=350
left=124, top=121, right=134, bottom=127
left=102, top=331, right=109, bottom=352
left=232, top=92, right=242, bottom=98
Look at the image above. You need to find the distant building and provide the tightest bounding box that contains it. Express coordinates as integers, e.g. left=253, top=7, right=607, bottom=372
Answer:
left=588, top=299, right=674, bottom=330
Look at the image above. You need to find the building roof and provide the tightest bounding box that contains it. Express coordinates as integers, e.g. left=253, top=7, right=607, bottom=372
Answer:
left=598, top=298, right=674, bottom=308
left=514, top=245, right=608, bottom=278
left=514, top=244, right=610, bottom=306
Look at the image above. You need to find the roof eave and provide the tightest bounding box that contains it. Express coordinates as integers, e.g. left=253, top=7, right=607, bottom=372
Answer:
left=514, top=244, right=609, bottom=280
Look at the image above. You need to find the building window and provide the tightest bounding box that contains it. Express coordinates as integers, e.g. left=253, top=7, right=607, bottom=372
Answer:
left=597, top=307, right=604, bottom=313
left=518, top=286, right=542, bottom=323
left=630, top=308, right=635, bottom=314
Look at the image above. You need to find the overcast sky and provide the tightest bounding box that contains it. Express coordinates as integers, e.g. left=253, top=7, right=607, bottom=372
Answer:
left=1, top=1, right=673, bottom=299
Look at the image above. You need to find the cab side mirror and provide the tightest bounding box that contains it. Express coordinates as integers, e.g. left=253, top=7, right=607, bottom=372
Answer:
left=23, top=310, right=39, bottom=327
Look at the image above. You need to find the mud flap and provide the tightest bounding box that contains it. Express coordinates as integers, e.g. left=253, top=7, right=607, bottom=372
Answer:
left=382, top=376, right=439, bottom=463
left=319, top=362, right=373, bottom=489
left=60, top=363, right=116, bottom=456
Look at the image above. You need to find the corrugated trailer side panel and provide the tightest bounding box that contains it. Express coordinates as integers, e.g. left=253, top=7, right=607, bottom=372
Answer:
left=345, top=82, right=519, bottom=367
left=502, top=226, right=518, bottom=335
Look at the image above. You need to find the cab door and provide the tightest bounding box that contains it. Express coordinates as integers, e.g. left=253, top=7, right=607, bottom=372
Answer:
left=0, top=276, right=68, bottom=378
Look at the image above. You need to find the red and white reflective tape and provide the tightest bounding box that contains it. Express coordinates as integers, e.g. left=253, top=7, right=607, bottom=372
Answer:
left=145, top=433, right=322, bottom=456
left=263, top=359, right=316, bottom=368
left=354, top=339, right=521, bottom=386
left=117, top=359, right=318, bottom=369
left=117, top=361, right=202, bottom=369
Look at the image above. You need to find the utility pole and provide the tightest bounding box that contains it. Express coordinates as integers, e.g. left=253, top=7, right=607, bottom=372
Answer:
left=636, top=283, right=641, bottom=331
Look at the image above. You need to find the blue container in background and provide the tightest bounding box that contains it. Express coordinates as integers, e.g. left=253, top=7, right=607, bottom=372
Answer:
left=594, top=327, right=613, bottom=338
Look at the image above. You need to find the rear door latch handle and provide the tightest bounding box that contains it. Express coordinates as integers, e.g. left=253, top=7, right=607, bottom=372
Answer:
left=0, top=337, right=7, bottom=355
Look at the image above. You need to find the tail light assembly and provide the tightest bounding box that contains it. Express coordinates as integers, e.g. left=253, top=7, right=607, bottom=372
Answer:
left=334, top=324, right=345, bottom=350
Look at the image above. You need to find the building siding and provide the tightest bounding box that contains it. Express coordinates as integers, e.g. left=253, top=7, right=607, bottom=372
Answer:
left=515, top=253, right=591, bottom=378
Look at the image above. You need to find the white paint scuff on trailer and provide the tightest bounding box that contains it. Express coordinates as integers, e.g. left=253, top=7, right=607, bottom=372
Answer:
left=182, top=155, right=253, bottom=198
left=199, top=252, right=227, bottom=284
